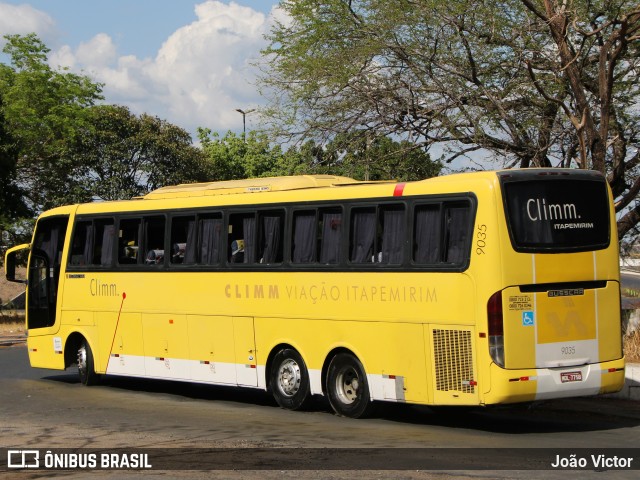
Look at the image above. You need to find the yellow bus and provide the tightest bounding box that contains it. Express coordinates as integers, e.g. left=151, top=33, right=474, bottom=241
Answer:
left=5, top=169, right=625, bottom=417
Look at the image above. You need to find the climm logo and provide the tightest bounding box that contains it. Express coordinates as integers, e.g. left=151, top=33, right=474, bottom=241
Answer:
left=90, top=278, right=118, bottom=297
left=526, top=197, right=579, bottom=221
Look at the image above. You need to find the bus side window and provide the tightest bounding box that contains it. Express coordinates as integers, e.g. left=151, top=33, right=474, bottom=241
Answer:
left=143, top=216, right=166, bottom=265
left=198, top=214, right=222, bottom=265
left=228, top=213, right=255, bottom=264
left=413, top=204, right=441, bottom=264
left=350, top=207, right=375, bottom=263
left=69, top=218, right=115, bottom=267
left=444, top=203, right=471, bottom=264
left=95, top=220, right=115, bottom=266
left=170, top=215, right=195, bottom=264
left=379, top=206, right=405, bottom=264
left=259, top=212, right=284, bottom=264
left=118, top=219, right=142, bottom=264
left=69, top=221, right=92, bottom=266
left=319, top=209, right=342, bottom=264
left=292, top=210, right=317, bottom=263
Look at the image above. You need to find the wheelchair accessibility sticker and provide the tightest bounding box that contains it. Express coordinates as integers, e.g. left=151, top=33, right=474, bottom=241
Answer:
left=522, top=311, right=534, bottom=326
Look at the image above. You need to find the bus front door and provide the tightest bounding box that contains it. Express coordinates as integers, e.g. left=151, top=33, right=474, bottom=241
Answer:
left=27, top=216, right=69, bottom=331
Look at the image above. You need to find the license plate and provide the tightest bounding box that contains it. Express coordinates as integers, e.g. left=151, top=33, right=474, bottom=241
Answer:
left=561, top=371, right=583, bottom=383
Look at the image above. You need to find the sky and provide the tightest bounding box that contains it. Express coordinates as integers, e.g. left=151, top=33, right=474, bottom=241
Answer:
left=0, top=1, right=282, bottom=140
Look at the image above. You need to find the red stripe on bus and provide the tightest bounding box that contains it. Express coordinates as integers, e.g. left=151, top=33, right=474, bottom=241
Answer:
left=393, top=183, right=406, bottom=196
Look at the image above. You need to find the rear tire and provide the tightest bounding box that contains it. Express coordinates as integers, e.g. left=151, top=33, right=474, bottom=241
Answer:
left=77, top=340, right=99, bottom=386
left=270, top=348, right=311, bottom=410
left=326, top=353, right=374, bottom=418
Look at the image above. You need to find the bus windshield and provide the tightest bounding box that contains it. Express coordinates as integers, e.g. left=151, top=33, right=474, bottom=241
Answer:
left=500, top=172, right=610, bottom=253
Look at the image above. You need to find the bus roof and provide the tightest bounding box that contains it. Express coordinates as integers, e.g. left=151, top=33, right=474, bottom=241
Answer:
left=141, top=175, right=386, bottom=200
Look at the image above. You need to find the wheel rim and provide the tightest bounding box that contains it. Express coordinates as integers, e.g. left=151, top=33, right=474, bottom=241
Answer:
left=335, top=366, right=360, bottom=405
left=77, top=345, right=87, bottom=377
left=277, top=358, right=302, bottom=397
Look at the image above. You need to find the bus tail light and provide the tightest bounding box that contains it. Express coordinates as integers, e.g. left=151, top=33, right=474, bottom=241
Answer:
left=488, top=291, right=505, bottom=368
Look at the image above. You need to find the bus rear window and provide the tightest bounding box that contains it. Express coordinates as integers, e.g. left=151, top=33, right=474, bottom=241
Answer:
left=501, top=175, right=610, bottom=252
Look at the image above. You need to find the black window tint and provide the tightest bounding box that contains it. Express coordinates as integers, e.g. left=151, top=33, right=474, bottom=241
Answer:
left=228, top=213, right=253, bottom=264
left=413, top=205, right=441, bottom=264
left=292, top=211, right=317, bottom=263
left=29, top=216, right=68, bottom=329
left=380, top=206, right=405, bottom=264
left=260, top=212, right=284, bottom=264
left=171, top=215, right=195, bottom=264
left=199, top=214, right=223, bottom=264
left=118, top=219, right=141, bottom=264
left=96, top=219, right=115, bottom=266
left=243, top=216, right=257, bottom=263
left=444, top=203, right=471, bottom=264
left=69, top=219, right=115, bottom=267
left=70, top=221, right=92, bottom=266
left=350, top=207, right=376, bottom=263
left=144, top=216, right=166, bottom=265
left=501, top=177, right=610, bottom=252
left=319, top=209, right=342, bottom=264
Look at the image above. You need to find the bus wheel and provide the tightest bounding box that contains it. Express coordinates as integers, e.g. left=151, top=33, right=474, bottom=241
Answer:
left=326, top=353, right=373, bottom=418
left=77, top=340, right=99, bottom=386
left=271, top=348, right=310, bottom=410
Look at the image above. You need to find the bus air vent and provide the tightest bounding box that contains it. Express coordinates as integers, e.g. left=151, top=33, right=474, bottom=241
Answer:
left=433, top=329, right=475, bottom=394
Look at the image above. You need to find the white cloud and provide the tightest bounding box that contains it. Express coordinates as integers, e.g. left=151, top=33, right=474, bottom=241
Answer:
left=0, top=2, right=56, bottom=45
left=51, top=33, right=117, bottom=70
left=48, top=1, right=275, bottom=138
left=75, top=33, right=117, bottom=68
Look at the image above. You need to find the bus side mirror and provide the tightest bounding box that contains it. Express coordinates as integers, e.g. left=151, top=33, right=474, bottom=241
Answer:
left=4, top=243, right=30, bottom=284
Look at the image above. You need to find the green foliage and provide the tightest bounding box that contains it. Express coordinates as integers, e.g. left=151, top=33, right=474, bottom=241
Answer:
left=199, top=128, right=440, bottom=182
left=278, top=133, right=441, bottom=181
left=198, top=129, right=285, bottom=180
left=0, top=33, right=104, bottom=210
left=74, top=105, right=210, bottom=200
left=0, top=93, right=27, bottom=220
left=0, top=34, right=213, bottom=256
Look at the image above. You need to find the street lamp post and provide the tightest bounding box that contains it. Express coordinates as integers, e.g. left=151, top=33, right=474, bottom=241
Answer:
left=235, top=108, right=255, bottom=139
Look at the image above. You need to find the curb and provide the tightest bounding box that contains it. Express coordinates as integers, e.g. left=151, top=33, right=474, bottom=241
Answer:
left=0, top=335, right=26, bottom=347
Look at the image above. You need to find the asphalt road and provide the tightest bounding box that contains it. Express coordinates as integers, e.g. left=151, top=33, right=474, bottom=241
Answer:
left=1, top=343, right=640, bottom=479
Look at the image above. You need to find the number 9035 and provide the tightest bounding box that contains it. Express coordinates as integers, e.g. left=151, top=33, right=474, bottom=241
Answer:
left=476, top=224, right=487, bottom=255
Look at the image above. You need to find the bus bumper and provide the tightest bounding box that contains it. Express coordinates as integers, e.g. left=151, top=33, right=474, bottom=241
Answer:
left=483, top=358, right=626, bottom=405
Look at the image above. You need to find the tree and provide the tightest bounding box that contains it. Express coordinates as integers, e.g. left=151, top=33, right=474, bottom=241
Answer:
left=0, top=93, right=27, bottom=218
left=198, top=128, right=440, bottom=182
left=198, top=129, right=285, bottom=180
left=0, top=92, right=31, bottom=255
left=0, top=33, right=104, bottom=210
left=0, top=34, right=211, bottom=256
left=279, top=132, right=441, bottom=181
left=74, top=105, right=210, bottom=200
left=260, top=1, right=640, bottom=244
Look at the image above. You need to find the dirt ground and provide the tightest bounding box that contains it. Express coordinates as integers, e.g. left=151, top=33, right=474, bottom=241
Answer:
left=0, top=266, right=26, bottom=305
left=0, top=265, right=26, bottom=332
left=0, top=321, right=24, bottom=335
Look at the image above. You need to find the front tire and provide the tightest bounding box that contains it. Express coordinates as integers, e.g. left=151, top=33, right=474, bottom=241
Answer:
left=270, top=348, right=311, bottom=410
left=77, top=340, right=99, bottom=386
left=326, top=353, right=374, bottom=418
